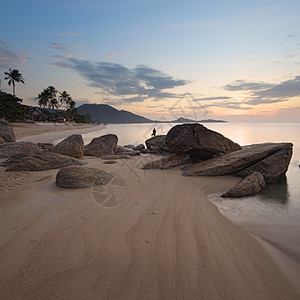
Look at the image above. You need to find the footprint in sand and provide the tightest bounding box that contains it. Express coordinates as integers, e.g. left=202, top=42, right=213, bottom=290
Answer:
left=92, top=174, right=127, bottom=208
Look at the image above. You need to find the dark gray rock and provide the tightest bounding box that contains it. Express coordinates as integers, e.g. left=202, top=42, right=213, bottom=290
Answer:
left=0, top=137, right=5, bottom=144
left=37, top=143, right=54, bottom=150
left=145, top=135, right=170, bottom=152
left=140, top=148, right=161, bottom=154
left=182, top=143, right=293, bottom=184
left=0, top=142, right=40, bottom=158
left=56, top=166, right=113, bottom=189
left=52, top=134, right=84, bottom=159
left=84, top=134, right=118, bottom=157
left=221, top=172, right=267, bottom=197
left=0, top=120, right=16, bottom=143
left=114, top=145, right=140, bottom=156
left=143, top=154, right=191, bottom=170
left=235, top=147, right=293, bottom=183
left=133, top=144, right=145, bottom=151
left=2, top=151, right=86, bottom=171
left=165, top=123, right=241, bottom=161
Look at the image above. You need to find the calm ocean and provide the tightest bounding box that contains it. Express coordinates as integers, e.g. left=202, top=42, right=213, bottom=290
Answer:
left=76, top=122, right=300, bottom=285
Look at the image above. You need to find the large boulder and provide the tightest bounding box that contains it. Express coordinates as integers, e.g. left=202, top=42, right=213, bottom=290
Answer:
left=56, top=166, right=113, bottom=189
left=52, top=134, right=84, bottom=159
left=145, top=135, right=170, bottom=152
left=221, top=172, right=267, bottom=197
left=235, top=147, right=293, bottom=184
left=143, top=154, right=191, bottom=170
left=0, top=120, right=16, bottom=143
left=1, top=151, right=86, bottom=171
left=182, top=143, right=293, bottom=184
left=165, top=123, right=241, bottom=161
left=84, top=134, right=118, bottom=157
left=0, top=142, right=40, bottom=158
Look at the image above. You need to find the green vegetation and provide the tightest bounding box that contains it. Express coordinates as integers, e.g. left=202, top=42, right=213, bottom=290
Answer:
left=1, top=69, right=91, bottom=123
left=0, top=91, right=27, bottom=121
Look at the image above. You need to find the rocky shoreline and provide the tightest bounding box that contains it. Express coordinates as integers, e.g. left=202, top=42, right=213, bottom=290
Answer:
left=0, top=120, right=297, bottom=299
left=0, top=120, right=293, bottom=197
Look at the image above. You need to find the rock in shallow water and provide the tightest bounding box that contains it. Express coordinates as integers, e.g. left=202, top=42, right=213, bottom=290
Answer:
left=182, top=142, right=293, bottom=184
left=221, top=172, right=267, bottom=197
left=56, top=166, right=113, bottom=189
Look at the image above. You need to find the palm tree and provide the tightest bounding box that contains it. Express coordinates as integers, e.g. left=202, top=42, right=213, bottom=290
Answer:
left=66, top=100, right=77, bottom=121
left=4, top=69, right=25, bottom=96
left=49, top=98, right=59, bottom=110
left=59, top=91, right=72, bottom=109
left=36, top=90, right=49, bottom=108
left=43, top=86, right=57, bottom=110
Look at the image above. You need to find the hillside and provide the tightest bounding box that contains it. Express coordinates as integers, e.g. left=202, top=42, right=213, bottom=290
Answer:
left=77, top=103, right=226, bottom=124
left=170, top=117, right=226, bottom=123
left=77, top=104, right=153, bottom=123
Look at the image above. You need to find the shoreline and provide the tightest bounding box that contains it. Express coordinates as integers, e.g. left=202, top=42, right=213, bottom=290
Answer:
left=0, top=123, right=298, bottom=298
left=14, top=122, right=105, bottom=144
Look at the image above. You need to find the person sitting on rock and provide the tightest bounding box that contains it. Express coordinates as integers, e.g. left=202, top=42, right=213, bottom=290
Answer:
left=152, top=128, right=156, bottom=137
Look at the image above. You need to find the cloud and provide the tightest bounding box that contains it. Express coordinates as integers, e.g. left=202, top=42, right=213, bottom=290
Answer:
left=223, top=76, right=300, bottom=106
left=50, top=42, right=82, bottom=53
left=52, top=57, right=190, bottom=102
left=195, top=96, right=231, bottom=101
left=224, top=80, right=274, bottom=91
left=246, top=98, right=289, bottom=105
left=0, top=40, right=26, bottom=69
left=104, top=51, right=126, bottom=59
left=198, top=101, right=252, bottom=110
left=252, top=76, right=300, bottom=99
left=74, top=98, right=93, bottom=107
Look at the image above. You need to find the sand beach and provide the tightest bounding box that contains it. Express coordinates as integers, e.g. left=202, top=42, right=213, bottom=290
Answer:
left=0, top=123, right=298, bottom=299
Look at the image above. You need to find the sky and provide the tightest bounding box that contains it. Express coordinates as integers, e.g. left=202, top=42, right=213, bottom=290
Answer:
left=0, top=0, right=300, bottom=122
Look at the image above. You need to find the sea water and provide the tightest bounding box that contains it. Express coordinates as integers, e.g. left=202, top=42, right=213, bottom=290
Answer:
left=79, top=122, right=300, bottom=281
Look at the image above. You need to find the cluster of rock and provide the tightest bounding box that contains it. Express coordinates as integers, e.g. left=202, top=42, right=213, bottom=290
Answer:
left=143, top=123, right=293, bottom=198
left=1, top=120, right=293, bottom=195
left=0, top=120, right=145, bottom=190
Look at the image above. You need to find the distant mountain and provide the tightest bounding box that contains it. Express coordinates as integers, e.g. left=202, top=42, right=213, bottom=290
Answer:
left=77, top=103, right=226, bottom=124
left=77, top=104, right=153, bottom=123
left=170, top=117, right=227, bottom=123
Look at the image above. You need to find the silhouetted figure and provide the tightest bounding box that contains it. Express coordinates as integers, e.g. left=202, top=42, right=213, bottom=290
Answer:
left=152, top=128, right=156, bottom=137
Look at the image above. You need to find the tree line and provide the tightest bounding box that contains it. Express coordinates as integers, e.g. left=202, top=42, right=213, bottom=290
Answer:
left=0, top=69, right=91, bottom=123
